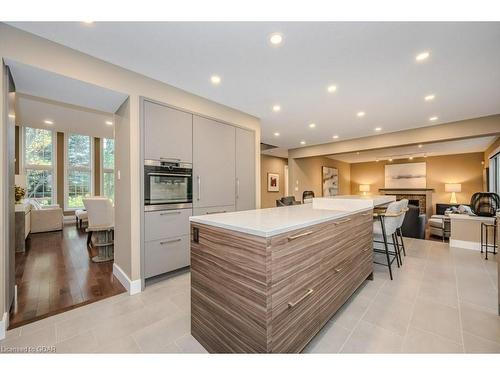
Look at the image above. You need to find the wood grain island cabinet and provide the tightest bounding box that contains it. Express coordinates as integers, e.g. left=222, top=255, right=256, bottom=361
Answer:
left=190, top=204, right=374, bottom=353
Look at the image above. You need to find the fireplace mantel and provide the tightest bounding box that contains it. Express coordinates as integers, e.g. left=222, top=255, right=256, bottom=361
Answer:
left=379, top=188, right=435, bottom=192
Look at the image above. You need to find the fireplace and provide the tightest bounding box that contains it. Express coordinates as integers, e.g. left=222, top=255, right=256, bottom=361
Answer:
left=379, top=188, right=434, bottom=218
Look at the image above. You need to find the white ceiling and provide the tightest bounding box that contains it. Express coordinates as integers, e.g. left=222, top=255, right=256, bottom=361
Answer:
left=16, top=94, right=115, bottom=139
left=6, top=59, right=128, bottom=113
left=329, top=136, right=496, bottom=163
left=7, top=22, right=500, bottom=149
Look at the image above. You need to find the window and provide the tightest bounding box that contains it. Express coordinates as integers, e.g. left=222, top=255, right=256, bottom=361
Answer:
left=490, top=153, right=500, bottom=194
left=66, top=134, right=93, bottom=209
left=23, top=127, right=55, bottom=205
left=101, top=138, right=115, bottom=201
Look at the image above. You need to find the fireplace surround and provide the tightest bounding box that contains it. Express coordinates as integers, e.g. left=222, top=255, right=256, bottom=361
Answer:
left=379, top=188, right=434, bottom=218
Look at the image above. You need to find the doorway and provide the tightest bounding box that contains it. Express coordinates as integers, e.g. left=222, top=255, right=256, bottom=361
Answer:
left=5, top=60, right=129, bottom=328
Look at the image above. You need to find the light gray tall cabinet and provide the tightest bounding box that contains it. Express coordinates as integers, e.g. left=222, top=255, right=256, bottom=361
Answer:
left=235, top=128, right=256, bottom=211
left=192, top=116, right=236, bottom=215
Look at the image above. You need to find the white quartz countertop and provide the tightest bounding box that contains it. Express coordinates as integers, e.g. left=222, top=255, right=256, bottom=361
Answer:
left=189, top=200, right=374, bottom=238
left=317, top=195, right=396, bottom=207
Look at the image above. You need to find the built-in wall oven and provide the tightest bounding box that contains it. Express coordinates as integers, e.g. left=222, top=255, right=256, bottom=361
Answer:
left=144, top=159, right=193, bottom=211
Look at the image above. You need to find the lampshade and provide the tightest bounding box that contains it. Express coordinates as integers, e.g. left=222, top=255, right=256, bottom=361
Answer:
left=445, top=183, right=461, bottom=193
left=15, top=174, right=26, bottom=188
left=359, top=184, right=370, bottom=192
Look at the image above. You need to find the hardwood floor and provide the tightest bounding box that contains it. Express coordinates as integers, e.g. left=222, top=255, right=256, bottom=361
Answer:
left=9, top=223, right=125, bottom=329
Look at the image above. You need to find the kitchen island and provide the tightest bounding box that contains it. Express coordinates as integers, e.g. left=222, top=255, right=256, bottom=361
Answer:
left=189, top=199, right=376, bottom=353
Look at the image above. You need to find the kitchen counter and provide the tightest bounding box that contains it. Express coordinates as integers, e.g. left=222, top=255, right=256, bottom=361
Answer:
left=190, top=200, right=374, bottom=353
left=315, top=194, right=396, bottom=207
left=189, top=199, right=373, bottom=237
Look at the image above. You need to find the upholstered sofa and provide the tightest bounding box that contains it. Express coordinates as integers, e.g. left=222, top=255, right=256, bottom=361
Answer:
left=29, top=200, right=63, bottom=233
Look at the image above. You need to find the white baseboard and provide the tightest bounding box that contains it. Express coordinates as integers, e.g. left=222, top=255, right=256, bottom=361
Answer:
left=450, top=239, right=481, bottom=251
left=113, top=263, right=142, bottom=295
left=0, top=312, right=7, bottom=340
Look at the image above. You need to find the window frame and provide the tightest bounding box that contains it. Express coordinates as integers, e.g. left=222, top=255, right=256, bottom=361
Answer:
left=100, top=137, right=115, bottom=201
left=22, top=126, right=57, bottom=205
left=64, top=132, right=94, bottom=211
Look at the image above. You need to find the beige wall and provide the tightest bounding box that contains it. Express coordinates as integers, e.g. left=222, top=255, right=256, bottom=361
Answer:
left=114, top=98, right=132, bottom=278
left=260, top=155, right=288, bottom=208
left=289, top=156, right=351, bottom=201
left=0, top=23, right=261, bottom=314
left=350, top=152, right=485, bottom=213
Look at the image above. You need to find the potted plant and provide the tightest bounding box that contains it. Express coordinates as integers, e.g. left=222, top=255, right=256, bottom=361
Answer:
left=15, top=185, right=25, bottom=204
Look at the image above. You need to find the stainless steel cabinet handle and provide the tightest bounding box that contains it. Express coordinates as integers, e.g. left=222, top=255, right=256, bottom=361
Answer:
left=206, top=211, right=227, bottom=215
left=148, top=172, right=191, bottom=177
left=287, top=230, right=314, bottom=241
left=197, top=176, right=201, bottom=201
left=160, top=157, right=181, bottom=161
left=236, top=178, right=240, bottom=199
left=159, top=211, right=181, bottom=216
left=288, top=289, right=314, bottom=308
left=159, top=238, right=182, bottom=245
left=334, top=218, right=352, bottom=225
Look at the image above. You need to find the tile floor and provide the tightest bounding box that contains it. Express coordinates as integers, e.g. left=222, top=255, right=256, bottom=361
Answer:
left=1, top=238, right=499, bottom=353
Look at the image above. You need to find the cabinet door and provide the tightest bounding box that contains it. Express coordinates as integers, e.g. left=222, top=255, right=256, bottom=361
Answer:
left=235, top=128, right=255, bottom=211
left=193, top=116, right=236, bottom=208
left=144, top=100, right=193, bottom=162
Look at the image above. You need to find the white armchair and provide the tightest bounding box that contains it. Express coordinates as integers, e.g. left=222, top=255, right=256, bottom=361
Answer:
left=28, top=200, right=63, bottom=233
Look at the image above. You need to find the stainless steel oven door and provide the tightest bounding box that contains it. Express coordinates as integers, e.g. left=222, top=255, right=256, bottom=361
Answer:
left=145, top=171, right=192, bottom=211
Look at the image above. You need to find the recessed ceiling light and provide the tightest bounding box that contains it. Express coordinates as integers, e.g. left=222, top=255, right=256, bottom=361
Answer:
left=416, top=51, right=430, bottom=62
left=332, top=135, right=339, bottom=139
left=409, top=156, right=414, bottom=160
left=357, top=111, right=365, bottom=118
left=272, top=104, right=281, bottom=112
left=83, top=21, right=94, bottom=24
left=376, top=159, right=379, bottom=162
left=300, top=140, right=306, bottom=145
left=388, top=158, right=393, bottom=162
left=309, top=123, right=316, bottom=129
left=424, top=94, right=435, bottom=101
left=429, top=116, right=438, bottom=121
left=273, top=132, right=280, bottom=137
left=210, top=75, right=221, bottom=85
left=327, top=85, right=337, bottom=93
left=374, top=127, right=382, bottom=132
left=105, top=120, right=113, bottom=125
left=44, top=120, right=54, bottom=125
left=418, top=144, right=423, bottom=148
left=269, top=33, right=283, bottom=46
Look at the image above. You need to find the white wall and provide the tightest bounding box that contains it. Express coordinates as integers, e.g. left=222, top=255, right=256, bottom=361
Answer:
left=0, top=23, right=261, bottom=316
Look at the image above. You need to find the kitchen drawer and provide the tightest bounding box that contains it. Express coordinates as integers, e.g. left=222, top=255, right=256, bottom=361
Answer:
left=193, top=205, right=235, bottom=216
left=270, top=262, right=321, bottom=353
left=270, top=213, right=359, bottom=286
left=145, top=234, right=190, bottom=278
left=145, top=208, right=192, bottom=241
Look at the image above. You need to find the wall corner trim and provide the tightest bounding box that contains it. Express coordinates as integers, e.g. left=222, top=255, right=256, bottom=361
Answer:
left=0, top=312, right=7, bottom=340
left=113, top=263, right=142, bottom=296
left=449, top=239, right=481, bottom=251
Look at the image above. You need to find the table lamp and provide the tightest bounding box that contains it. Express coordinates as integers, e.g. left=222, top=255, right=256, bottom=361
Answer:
left=445, top=183, right=461, bottom=204
left=359, top=184, right=370, bottom=196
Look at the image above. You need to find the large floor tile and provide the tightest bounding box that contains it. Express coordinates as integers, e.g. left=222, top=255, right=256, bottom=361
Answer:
left=402, top=326, right=463, bottom=353
left=131, top=315, right=190, bottom=353
left=463, top=332, right=500, bottom=353
left=362, top=292, right=414, bottom=336
left=175, top=334, right=208, bottom=353
left=460, top=302, right=500, bottom=345
left=303, top=322, right=351, bottom=353
left=331, top=294, right=371, bottom=330
left=410, top=297, right=462, bottom=343
left=341, top=320, right=404, bottom=353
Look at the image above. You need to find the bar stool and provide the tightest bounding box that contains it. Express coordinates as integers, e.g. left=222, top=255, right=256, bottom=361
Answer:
left=373, top=200, right=405, bottom=280
left=481, top=219, right=497, bottom=260
left=394, top=199, right=409, bottom=262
